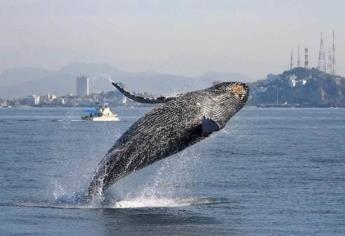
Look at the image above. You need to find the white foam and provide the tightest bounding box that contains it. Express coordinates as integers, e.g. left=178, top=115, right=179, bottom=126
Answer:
left=113, top=197, right=210, bottom=209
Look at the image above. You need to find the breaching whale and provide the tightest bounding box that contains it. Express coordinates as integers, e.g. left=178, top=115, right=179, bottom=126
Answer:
left=87, top=82, right=249, bottom=198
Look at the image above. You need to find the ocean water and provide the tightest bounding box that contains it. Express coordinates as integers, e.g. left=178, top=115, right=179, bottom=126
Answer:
left=0, top=106, right=344, bottom=235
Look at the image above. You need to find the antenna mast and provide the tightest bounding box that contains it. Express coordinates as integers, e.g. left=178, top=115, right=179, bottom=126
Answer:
left=297, top=45, right=301, bottom=67
left=327, top=48, right=332, bottom=73
left=304, top=48, right=309, bottom=69
left=332, top=30, right=336, bottom=74
left=317, top=32, right=326, bottom=72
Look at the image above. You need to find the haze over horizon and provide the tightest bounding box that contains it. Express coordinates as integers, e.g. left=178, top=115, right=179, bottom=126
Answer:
left=1, top=0, right=345, bottom=79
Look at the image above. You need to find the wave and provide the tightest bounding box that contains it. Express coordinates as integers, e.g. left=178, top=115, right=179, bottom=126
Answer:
left=0, top=196, right=225, bottom=210
left=113, top=196, right=212, bottom=209
left=53, top=119, right=83, bottom=122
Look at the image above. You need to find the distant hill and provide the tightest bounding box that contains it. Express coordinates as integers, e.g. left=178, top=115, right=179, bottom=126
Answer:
left=2, top=63, right=345, bottom=107
left=249, top=68, right=345, bottom=107
left=0, top=62, right=250, bottom=99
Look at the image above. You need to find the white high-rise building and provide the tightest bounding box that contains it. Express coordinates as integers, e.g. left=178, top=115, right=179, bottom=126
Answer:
left=76, top=76, right=90, bottom=96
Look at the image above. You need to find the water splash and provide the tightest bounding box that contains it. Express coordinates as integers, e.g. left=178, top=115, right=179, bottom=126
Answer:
left=113, top=197, right=211, bottom=208
left=38, top=145, right=218, bottom=210
left=50, top=130, right=203, bottom=209
left=108, top=148, right=202, bottom=208
left=52, top=179, right=65, bottom=200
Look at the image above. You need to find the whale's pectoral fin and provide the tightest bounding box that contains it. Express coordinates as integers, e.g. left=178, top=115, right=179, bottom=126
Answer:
left=201, top=116, right=221, bottom=135
left=112, top=82, right=176, bottom=104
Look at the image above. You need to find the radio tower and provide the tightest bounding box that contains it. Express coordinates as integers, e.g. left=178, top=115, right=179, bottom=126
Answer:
left=327, top=48, right=332, bottom=73
left=332, top=30, right=336, bottom=74
left=304, top=48, right=309, bottom=69
left=317, top=32, right=326, bottom=72
left=297, top=45, right=301, bottom=67
left=290, top=50, right=294, bottom=70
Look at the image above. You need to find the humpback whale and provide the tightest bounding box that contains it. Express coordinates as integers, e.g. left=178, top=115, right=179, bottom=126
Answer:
left=87, top=82, right=249, bottom=198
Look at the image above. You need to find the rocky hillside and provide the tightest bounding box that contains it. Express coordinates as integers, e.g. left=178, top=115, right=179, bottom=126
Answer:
left=249, top=68, right=345, bottom=107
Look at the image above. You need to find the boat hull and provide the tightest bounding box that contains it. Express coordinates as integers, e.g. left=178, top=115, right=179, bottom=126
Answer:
left=81, top=116, right=120, bottom=122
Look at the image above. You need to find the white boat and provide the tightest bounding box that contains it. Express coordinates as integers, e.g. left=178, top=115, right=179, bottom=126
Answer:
left=82, top=105, right=119, bottom=122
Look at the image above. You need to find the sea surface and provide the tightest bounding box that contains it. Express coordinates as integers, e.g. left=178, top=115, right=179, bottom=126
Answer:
left=0, top=106, right=344, bottom=235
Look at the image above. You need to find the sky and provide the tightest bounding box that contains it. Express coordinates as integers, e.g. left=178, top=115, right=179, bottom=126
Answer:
left=1, top=0, right=344, bottom=79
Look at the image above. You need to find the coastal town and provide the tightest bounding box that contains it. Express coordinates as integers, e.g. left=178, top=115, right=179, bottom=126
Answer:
left=0, top=76, right=139, bottom=108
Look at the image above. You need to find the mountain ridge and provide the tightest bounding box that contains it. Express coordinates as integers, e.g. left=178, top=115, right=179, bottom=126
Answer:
left=0, top=62, right=251, bottom=98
